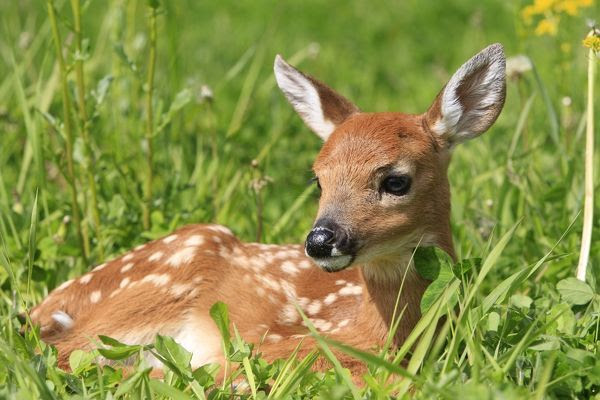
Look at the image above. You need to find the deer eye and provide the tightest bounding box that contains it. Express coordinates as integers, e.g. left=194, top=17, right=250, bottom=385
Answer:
left=381, top=175, right=411, bottom=196
left=310, top=176, right=321, bottom=191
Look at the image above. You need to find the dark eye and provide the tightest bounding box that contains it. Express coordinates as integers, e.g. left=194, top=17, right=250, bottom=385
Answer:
left=311, top=176, right=321, bottom=191
left=381, top=175, right=411, bottom=196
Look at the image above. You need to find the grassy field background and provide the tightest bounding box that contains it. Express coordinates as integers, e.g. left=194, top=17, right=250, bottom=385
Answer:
left=0, top=0, right=599, bottom=398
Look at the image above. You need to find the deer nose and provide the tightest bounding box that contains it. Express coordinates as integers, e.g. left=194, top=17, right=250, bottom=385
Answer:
left=305, top=226, right=335, bottom=258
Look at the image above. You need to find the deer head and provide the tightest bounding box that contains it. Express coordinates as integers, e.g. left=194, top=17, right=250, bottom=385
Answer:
left=274, top=44, right=506, bottom=276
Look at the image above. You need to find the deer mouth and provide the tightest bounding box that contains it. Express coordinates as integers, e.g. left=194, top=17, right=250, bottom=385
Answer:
left=309, top=253, right=355, bottom=272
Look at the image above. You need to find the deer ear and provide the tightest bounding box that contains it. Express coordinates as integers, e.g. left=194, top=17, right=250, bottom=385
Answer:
left=425, top=43, right=506, bottom=147
left=274, top=55, right=359, bottom=140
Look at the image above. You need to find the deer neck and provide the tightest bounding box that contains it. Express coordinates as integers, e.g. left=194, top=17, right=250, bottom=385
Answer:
left=352, top=231, right=455, bottom=347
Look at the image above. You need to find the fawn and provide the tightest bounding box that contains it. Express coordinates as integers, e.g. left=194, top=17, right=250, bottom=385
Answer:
left=30, top=44, right=506, bottom=377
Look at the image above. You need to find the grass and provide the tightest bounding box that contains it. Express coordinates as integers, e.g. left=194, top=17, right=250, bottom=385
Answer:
left=0, top=0, right=599, bottom=398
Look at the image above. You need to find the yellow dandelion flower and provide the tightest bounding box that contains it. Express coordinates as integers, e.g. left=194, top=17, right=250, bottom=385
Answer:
left=583, top=35, right=600, bottom=52
left=535, top=17, right=559, bottom=36
left=555, top=0, right=594, bottom=15
left=522, top=0, right=557, bottom=20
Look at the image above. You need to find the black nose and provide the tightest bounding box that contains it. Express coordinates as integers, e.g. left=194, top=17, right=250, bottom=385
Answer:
left=305, top=226, right=335, bottom=258
left=305, top=218, right=354, bottom=258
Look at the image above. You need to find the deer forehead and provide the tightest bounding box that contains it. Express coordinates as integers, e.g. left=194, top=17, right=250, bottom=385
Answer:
left=314, top=112, right=435, bottom=176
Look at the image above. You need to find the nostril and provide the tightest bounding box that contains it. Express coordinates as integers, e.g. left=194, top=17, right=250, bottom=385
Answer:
left=305, top=227, right=335, bottom=258
left=314, top=227, right=335, bottom=244
left=334, top=229, right=350, bottom=251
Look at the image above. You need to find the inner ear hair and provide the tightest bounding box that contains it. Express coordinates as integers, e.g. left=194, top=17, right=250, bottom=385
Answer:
left=425, top=43, right=506, bottom=147
left=274, top=55, right=359, bottom=140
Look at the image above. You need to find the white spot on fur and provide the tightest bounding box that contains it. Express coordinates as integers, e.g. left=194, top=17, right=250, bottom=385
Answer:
left=298, top=259, right=312, bottom=269
left=206, top=225, right=233, bottom=236
left=93, top=263, right=107, bottom=272
left=249, top=257, right=267, bottom=271
left=307, top=300, right=322, bottom=315
left=339, top=283, right=362, bottom=296
left=79, top=274, right=93, bottom=284
left=56, top=279, right=74, bottom=291
left=298, top=297, right=310, bottom=308
left=281, top=261, right=299, bottom=276
left=110, top=288, right=122, bottom=298
left=162, top=234, right=178, bottom=244
left=148, top=251, right=163, bottom=262
left=306, top=318, right=332, bottom=332
left=52, top=311, right=74, bottom=329
left=280, top=280, right=297, bottom=299
left=120, top=277, right=131, bottom=288
left=266, top=333, right=282, bottom=343
left=323, top=293, right=337, bottom=305
left=261, top=275, right=281, bottom=291
left=335, top=280, right=347, bottom=286
left=170, top=283, right=192, bottom=297
left=185, top=235, right=205, bottom=247
left=256, top=287, right=266, bottom=297
left=280, top=303, right=299, bottom=325
left=90, top=290, right=102, bottom=303
left=141, top=273, right=171, bottom=287
left=338, top=319, right=350, bottom=328
left=167, top=247, right=197, bottom=267
left=120, top=262, right=134, bottom=273
left=134, top=243, right=147, bottom=251
left=122, top=253, right=134, bottom=262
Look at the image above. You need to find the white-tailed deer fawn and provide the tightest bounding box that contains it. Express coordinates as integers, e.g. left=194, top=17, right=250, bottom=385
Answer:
left=30, top=44, right=506, bottom=377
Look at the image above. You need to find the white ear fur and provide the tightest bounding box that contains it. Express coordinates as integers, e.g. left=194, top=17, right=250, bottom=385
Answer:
left=274, top=55, right=357, bottom=140
left=428, top=43, right=506, bottom=146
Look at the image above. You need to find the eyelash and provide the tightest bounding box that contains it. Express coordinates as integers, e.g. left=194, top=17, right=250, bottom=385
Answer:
left=310, top=176, right=321, bottom=190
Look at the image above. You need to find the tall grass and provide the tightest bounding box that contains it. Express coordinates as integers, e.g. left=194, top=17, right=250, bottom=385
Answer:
left=0, top=0, right=598, bottom=398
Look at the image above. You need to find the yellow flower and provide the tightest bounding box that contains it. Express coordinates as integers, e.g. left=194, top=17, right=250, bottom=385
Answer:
left=535, top=17, right=559, bottom=36
left=556, top=0, right=594, bottom=15
left=522, top=0, right=556, bottom=19
left=583, top=35, right=600, bottom=52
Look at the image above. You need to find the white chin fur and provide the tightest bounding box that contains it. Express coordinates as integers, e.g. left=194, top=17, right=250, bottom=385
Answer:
left=312, top=255, right=353, bottom=271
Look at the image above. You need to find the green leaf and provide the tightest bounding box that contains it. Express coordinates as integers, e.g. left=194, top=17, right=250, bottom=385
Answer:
left=420, top=265, right=456, bottom=314
left=192, top=363, right=220, bottom=387
left=98, top=335, right=130, bottom=347
left=148, top=379, right=192, bottom=400
left=97, top=346, right=141, bottom=361
left=114, top=367, right=152, bottom=397
left=97, top=335, right=143, bottom=360
left=452, top=258, right=480, bottom=279
left=529, top=336, right=560, bottom=351
left=549, top=303, right=576, bottom=335
left=556, top=278, right=595, bottom=305
left=153, top=334, right=192, bottom=378
left=69, top=350, right=95, bottom=374
left=414, top=246, right=452, bottom=281
left=209, top=301, right=231, bottom=357
left=487, top=311, right=500, bottom=333
left=510, top=294, right=533, bottom=309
